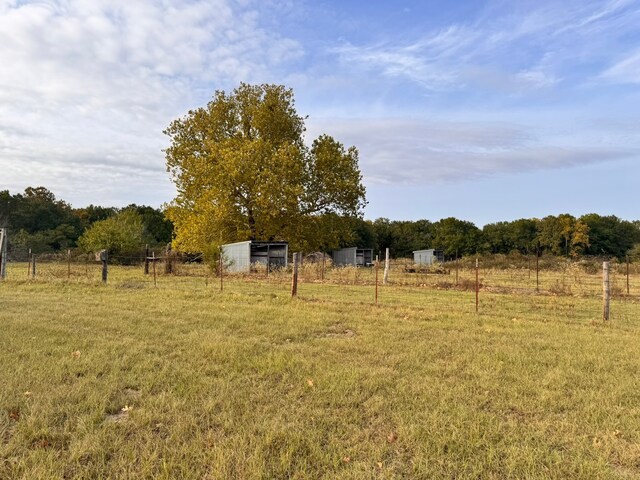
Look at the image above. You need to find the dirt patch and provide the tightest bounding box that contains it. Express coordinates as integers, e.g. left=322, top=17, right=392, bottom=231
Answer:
left=324, top=328, right=356, bottom=338
left=123, top=388, right=141, bottom=398
left=105, top=406, right=132, bottom=423
left=104, top=411, right=129, bottom=423
left=117, top=280, right=146, bottom=290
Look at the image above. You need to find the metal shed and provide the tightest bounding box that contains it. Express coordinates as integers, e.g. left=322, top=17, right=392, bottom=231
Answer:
left=331, top=247, right=374, bottom=267
left=222, top=241, right=288, bottom=273
left=413, top=249, right=444, bottom=265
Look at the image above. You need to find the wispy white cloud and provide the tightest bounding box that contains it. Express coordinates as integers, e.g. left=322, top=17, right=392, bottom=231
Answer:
left=333, top=26, right=473, bottom=91
left=0, top=0, right=302, bottom=206
left=308, top=118, right=637, bottom=185
left=332, top=0, right=639, bottom=93
left=601, top=50, right=640, bottom=84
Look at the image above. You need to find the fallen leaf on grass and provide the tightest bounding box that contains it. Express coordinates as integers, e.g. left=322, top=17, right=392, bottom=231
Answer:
left=35, top=439, right=51, bottom=449
left=71, top=350, right=81, bottom=358
left=342, top=456, right=351, bottom=463
left=121, top=405, right=132, bottom=413
left=24, top=391, right=32, bottom=396
left=377, top=462, right=383, bottom=470
left=307, top=379, right=314, bottom=387
left=387, top=432, right=398, bottom=443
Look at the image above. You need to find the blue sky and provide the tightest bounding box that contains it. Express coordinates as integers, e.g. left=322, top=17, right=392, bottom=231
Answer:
left=0, top=0, right=638, bottom=226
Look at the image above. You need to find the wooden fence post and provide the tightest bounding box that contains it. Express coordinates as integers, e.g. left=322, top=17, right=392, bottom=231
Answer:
left=0, top=228, right=7, bottom=280
left=627, top=256, right=630, bottom=296
left=383, top=248, right=389, bottom=285
left=603, top=261, right=610, bottom=321
left=164, top=243, right=174, bottom=275
left=375, top=255, right=379, bottom=305
left=32, top=254, right=36, bottom=278
left=28, top=248, right=32, bottom=278
left=291, top=252, right=299, bottom=297
left=67, top=249, right=71, bottom=279
left=219, top=245, right=223, bottom=292
left=455, top=249, right=459, bottom=286
left=100, top=250, right=108, bottom=284
left=152, top=251, right=156, bottom=287
left=475, top=258, right=479, bottom=313
left=321, top=252, right=325, bottom=281
left=144, top=244, right=150, bottom=275
left=535, top=246, right=540, bottom=293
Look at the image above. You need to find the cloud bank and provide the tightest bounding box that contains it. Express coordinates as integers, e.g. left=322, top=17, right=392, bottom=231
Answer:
left=0, top=0, right=301, bottom=205
left=308, top=118, right=636, bottom=185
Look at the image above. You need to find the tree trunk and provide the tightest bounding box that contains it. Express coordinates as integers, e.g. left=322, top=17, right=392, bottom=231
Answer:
left=247, top=209, right=256, bottom=241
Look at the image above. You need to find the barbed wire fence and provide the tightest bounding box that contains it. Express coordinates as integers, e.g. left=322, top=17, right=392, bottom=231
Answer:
left=1, top=245, right=638, bottom=323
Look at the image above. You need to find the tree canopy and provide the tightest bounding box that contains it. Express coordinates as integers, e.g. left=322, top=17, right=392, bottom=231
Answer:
left=0, top=187, right=81, bottom=253
left=77, top=210, right=152, bottom=258
left=0, top=187, right=172, bottom=255
left=164, top=83, right=366, bottom=252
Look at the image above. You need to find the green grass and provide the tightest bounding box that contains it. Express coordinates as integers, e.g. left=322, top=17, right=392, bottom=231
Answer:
left=1, top=265, right=640, bottom=479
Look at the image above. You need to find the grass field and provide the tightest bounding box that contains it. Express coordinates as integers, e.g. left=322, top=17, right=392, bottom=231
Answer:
left=1, top=264, right=640, bottom=479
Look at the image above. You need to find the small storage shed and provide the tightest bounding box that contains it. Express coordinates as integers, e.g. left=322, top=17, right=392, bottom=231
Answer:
left=413, top=249, right=444, bottom=265
left=331, top=247, right=374, bottom=267
left=222, top=241, right=288, bottom=273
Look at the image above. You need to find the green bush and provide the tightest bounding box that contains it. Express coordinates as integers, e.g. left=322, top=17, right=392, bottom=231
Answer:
left=77, top=210, right=151, bottom=261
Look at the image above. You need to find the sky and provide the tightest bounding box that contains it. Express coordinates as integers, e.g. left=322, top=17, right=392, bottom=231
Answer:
left=0, top=0, right=638, bottom=226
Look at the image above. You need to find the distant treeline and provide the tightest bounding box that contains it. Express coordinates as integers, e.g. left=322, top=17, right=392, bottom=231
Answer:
left=352, top=215, right=640, bottom=260
left=1, top=187, right=638, bottom=260
left=0, top=187, right=172, bottom=254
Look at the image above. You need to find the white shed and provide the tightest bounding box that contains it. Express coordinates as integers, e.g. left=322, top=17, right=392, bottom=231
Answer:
left=222, top=241, right=288, bottom=273
left=331, top=247, right=374, bottom=267
left=412, top=249, right=444, bottom=265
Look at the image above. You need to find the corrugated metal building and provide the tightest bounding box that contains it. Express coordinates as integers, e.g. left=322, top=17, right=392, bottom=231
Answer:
left=413, top=249, right=444, bottom=265
left=331, top=247, right=374, bottom=267
left=222, top=241, right=288, bottom=273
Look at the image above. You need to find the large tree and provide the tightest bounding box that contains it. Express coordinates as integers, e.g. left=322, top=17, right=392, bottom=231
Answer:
left=164, top=83, right=366, bottom=252
left=432, top=217, right=482, bottom=256
left=580, top=214, right=640, bottom=259
left=537, top=214, right=589, bottom=257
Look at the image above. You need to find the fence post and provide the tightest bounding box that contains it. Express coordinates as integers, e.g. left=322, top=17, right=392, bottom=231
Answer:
left=603, top=261, right=610, bottom=321
left=383, top=248, right=389, bottom=285
left=32, top=254, right=36, bottom=278
left=164, top=243, right=173, bottom=275
left=67, top=249, right=71, bottom=279
left=475, top=258, right=479, bottom=313
left=0, top=228, right=7, bottom=280
left=375, top=255, right=379, bottom=304
left=626, top=256, right=630, bottom=296
left=28, top=248, right=32, bottom=278
left=455, top=249, right=459, bottom=286
left=152, top=251, right=157, bottom=287
left=100, top=250, right=108, bottom=284
left=535, top=246, right=540, bottom=293
left=219, top=245, right=223, bottom=292
left=144, top=244, right=150, bottom=275
left=291, top=252, right=299, bottom=297
left=321, top=252, right=325, bottom=281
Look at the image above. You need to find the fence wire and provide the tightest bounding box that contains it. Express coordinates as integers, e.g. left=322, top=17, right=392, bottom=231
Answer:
left=1, top=253, right=638, bottom=325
